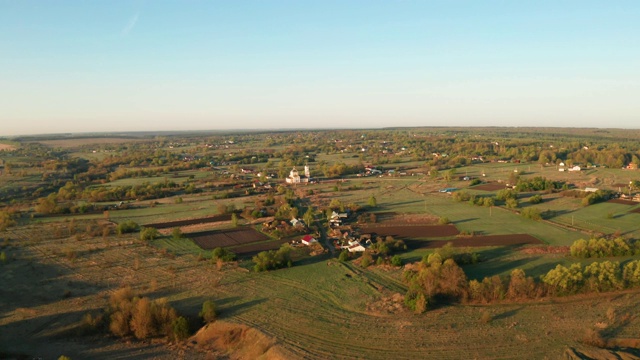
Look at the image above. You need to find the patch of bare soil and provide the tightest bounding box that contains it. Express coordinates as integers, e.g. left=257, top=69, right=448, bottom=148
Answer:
left=366, top=293, right=407, bottom=315
left=190, top=321, right=297, bottom=360
left=0, top=144, right=16, bottom=151
left=473, top=183, right=507, bottom=191
left=564, top=346, right=640, bottom=360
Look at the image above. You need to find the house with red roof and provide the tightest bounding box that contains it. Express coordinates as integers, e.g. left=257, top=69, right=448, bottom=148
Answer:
left=301, top=235, right=317, bottom=246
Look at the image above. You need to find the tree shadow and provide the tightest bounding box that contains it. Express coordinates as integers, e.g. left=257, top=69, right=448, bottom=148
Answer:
left=492, top=307, right=523, bottom=321
left=453, top=218, right=478, bottom=224
left=218, top=298, right=267, bottom=318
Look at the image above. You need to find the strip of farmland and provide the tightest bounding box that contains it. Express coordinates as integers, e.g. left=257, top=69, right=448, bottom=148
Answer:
left=189, top=227, right=269, bottom=249
left=145, top=214, right=232, bottom=229
left=406, top=234, right=543, bottom=249
left=361, top=224, right=460, bottom=238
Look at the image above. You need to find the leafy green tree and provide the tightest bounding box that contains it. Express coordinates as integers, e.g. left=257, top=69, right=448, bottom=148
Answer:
left=171, top=227, right=183, bottom=240
left=391, top=255, right=403, bottom=267
left=199, top=300, right=218, bottom=323
left=338, top=250, right=349, bottom=262
left=171, top=316, right=190, bottom=341
left=623, top=260, right=640, bottom=287
left=116, top=220, right=139, bottom=235
left=231, top=213, right=238, bottom=227
left=303, top=207, right=315, bottom=227
left=584, top=261, right=622, bottom=292
left=212, top=247, right=236, bottom=262
left=139, top=227, right=159, bottom=241
left=368, top=195, right=377, bottom=208
left=541, top=263, right=583, bottom=294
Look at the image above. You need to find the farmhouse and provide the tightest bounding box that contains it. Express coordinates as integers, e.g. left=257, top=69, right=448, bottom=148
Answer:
left=285, top=166, right=310, bottom=184
left=301, top=235, right=317, bottom=246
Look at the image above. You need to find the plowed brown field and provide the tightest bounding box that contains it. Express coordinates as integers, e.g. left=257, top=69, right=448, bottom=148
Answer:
left=407, top=234, right=543, bottom=249
left=146, top=214, right=232, bottom=229
left=472, top=183, right=507, bottom=191
left=361, top=224, right=459, bottom=238
left=190, top=227, right=269, bottom=249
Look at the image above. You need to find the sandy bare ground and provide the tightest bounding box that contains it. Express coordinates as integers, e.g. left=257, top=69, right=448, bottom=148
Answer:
left=0, top=143, right=16, bottom=151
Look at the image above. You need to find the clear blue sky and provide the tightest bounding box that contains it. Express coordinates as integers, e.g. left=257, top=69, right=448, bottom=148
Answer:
left=1, top=1, right=639, bottom=136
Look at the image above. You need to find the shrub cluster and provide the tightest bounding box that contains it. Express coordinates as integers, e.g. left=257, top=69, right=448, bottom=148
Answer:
left=515, top=176, right=564, bottom=192
left=211, top=247, right=237, bottom=262
left=139, top=227, right=159, bottom=241
left=542, top=260, right=640, bottom=294
left=570, top=237, right=640, bottom=258
left=452, top=191, right=495, bottom=207
left=520, top=207, right=541, bottom=220
left=252, top=244, right=293, bottom=272
left=105, top=286, right=188, bottom=341
left=116, top=220, right=139, bottom=235
left=369, top=236, right=407, bottom=256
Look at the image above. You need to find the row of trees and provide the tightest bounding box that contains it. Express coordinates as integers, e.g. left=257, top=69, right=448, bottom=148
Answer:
left=569, top=237, right=640, bottom=258
left=403, top=252, right=640, bottom=313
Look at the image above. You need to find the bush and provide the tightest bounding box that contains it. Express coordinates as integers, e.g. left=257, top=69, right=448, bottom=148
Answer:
left=116, top=220, right=139, bottom=235
left=480, top=310, right=492, bottom=324
left=520, top=208, right=541, bottom=221
left=199, top=300, right=218, bottom=323
left=139, top=227, right=159, bottom=241
left=212, top=247, right=237, bottom=262
left=171, top=228, right=183, bottom=240
left=171, top=316, right=190, bottom=341
left=252, top=244, right=293, bottom=272
left=338, top=250, right=349, bottom=262
left=391, top=255, right=403, bottom=267
left=529, top=194, right=543, bottom=204
left=360, top=252, right=372, bottom=268
left=107, top=287, right=179, bottom=340
left=438, top=217, right=450, bottom=225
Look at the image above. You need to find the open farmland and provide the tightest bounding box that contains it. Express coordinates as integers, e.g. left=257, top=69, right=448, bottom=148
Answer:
left=189, top=227, right=270, bottom=249
left=361, top=224, right=459, bottom=238
left=405, top=234, right=543, bottom=249
left=608, top=198, right=639, bottom=206
left=228, top=239, right=291, bottom=257
left=472, top=182, right=508, bottom=191
left=145, top=214, right=232, bottom=229
left=3, top=128, right=640, bottom=359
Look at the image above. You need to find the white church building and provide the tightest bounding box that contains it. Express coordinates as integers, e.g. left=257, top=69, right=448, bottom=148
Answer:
left=286, top=166, right=310, bottom=184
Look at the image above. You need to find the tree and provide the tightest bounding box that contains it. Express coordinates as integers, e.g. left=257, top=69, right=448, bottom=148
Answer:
left=199, top=300, right=218, bottom=323
left=212, top=247, right=237, bottom=262
left=391, top=255, right=403, bottom=267
left=368, top=195, right=377, bottom=208
left=171, top=227, right=183, bottom=240
left=444, top=168, right=456, bottom=182
left=231, top=213, right=238, bottom=227
left=171, top=316, right=190, bottom=341
left=130, top=297, right=154, bottom=339
left=303, top=207, right=315, bottom=227
left=117, top=220, right=139, bottom=235
left=140, top=227, right=159, bottom=241
left=338, top=250, right=349, bottom=262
